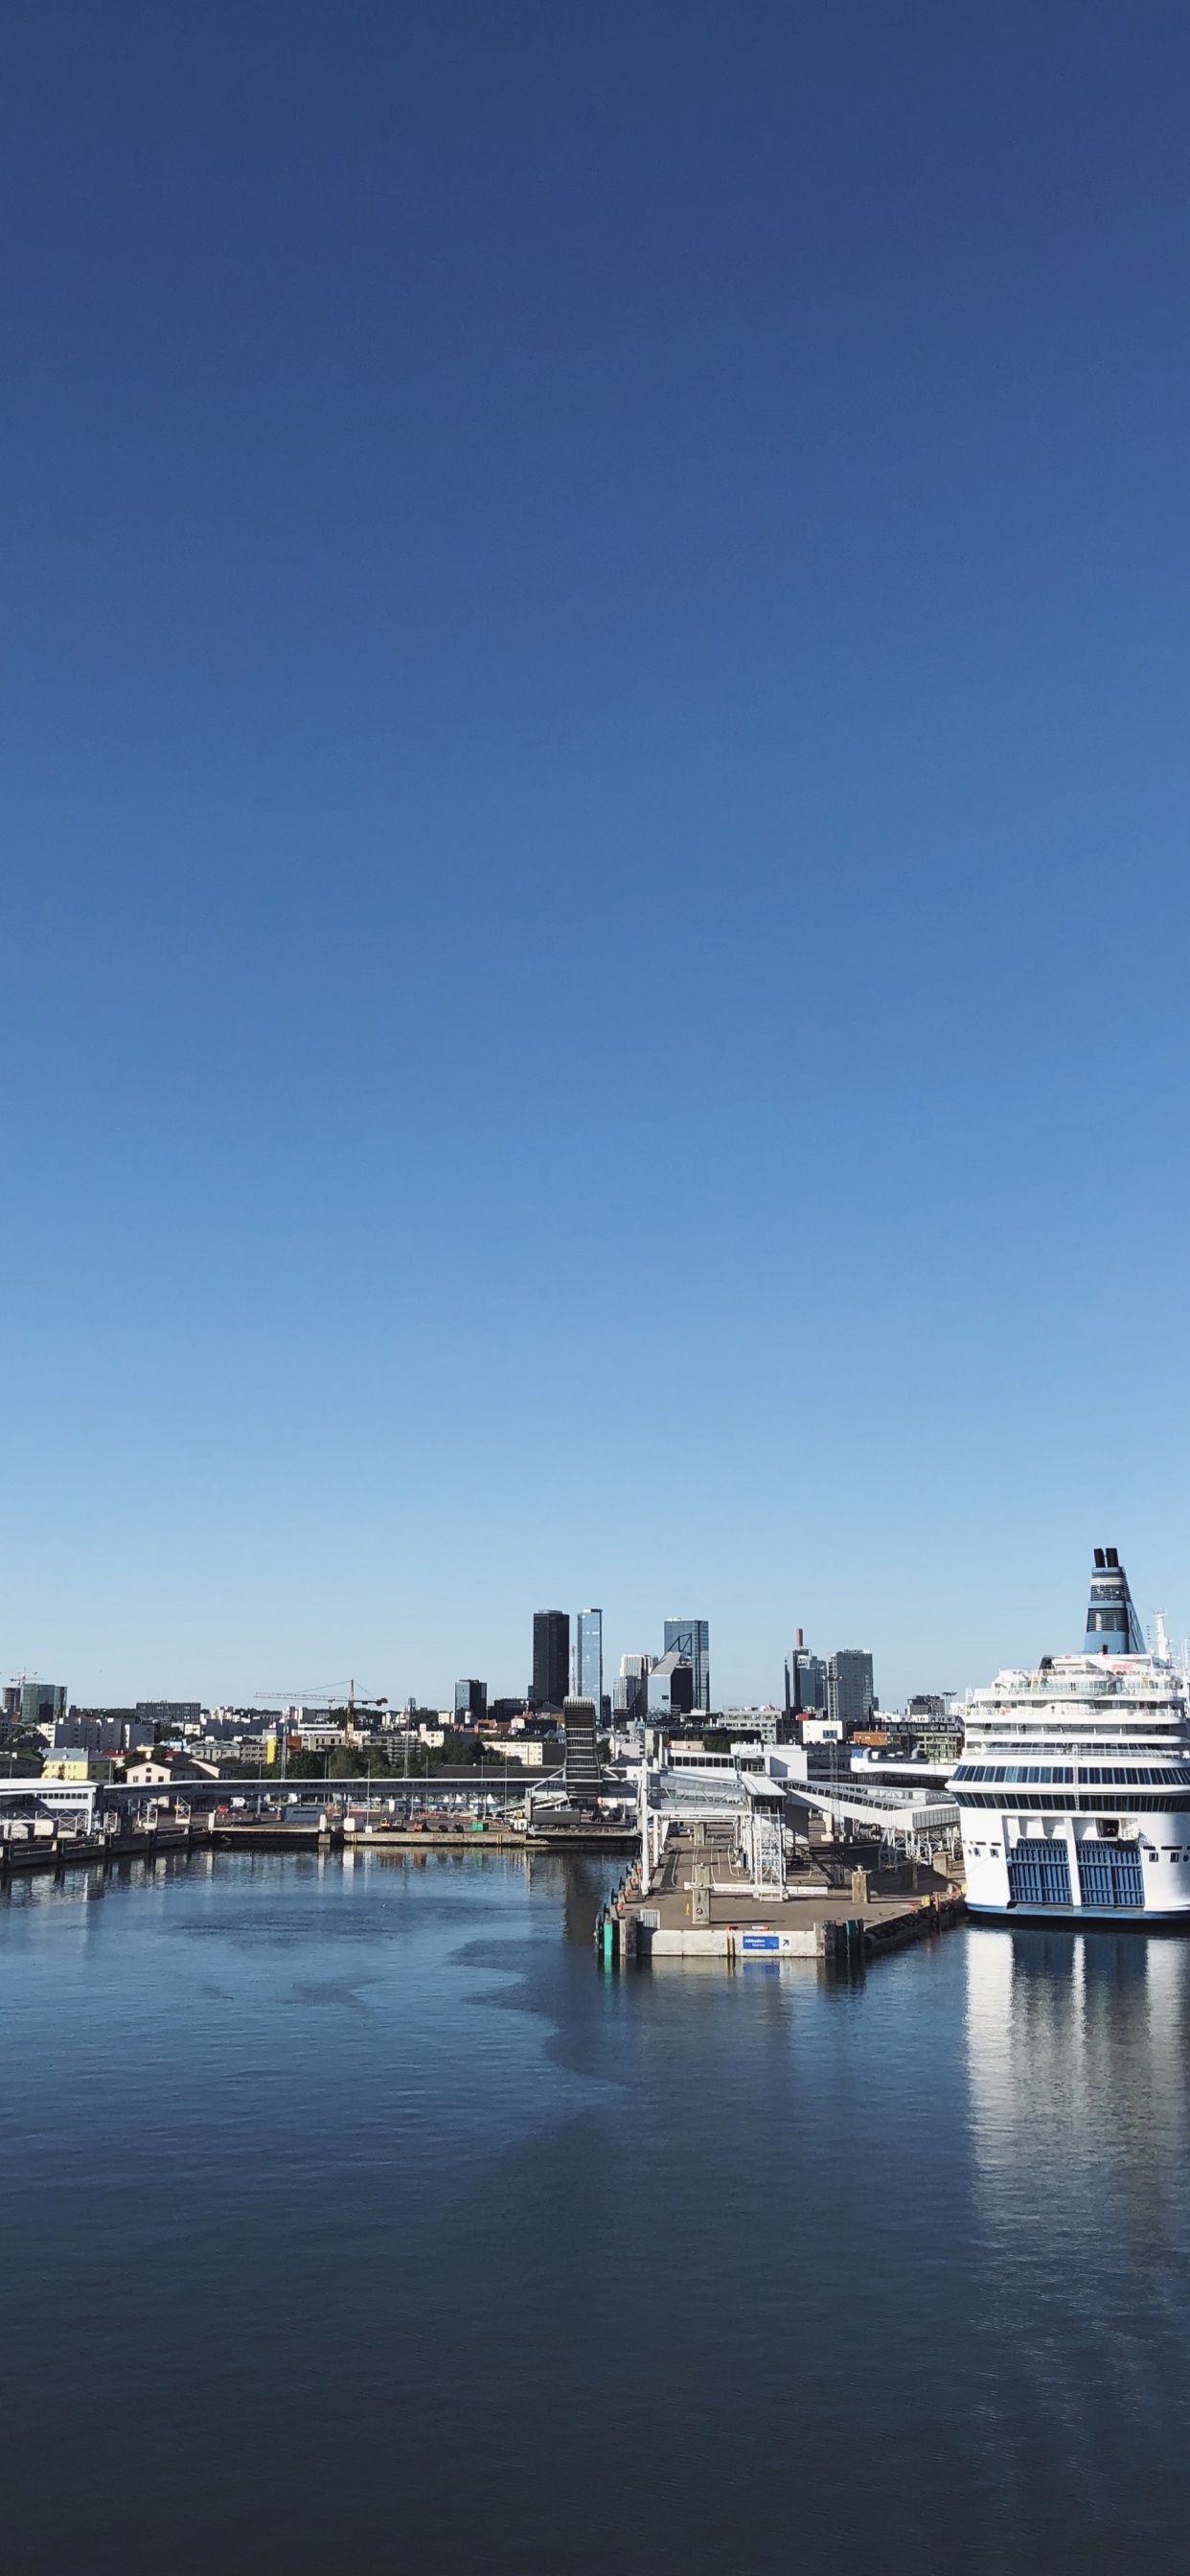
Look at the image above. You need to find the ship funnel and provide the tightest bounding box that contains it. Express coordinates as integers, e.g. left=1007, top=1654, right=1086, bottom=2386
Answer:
left=1085, top=1549, right=1145, bottom=1655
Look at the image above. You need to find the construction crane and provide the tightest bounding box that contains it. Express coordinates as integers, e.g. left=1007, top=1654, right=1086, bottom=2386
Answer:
left=256, top=1684, right=389, bottom=1747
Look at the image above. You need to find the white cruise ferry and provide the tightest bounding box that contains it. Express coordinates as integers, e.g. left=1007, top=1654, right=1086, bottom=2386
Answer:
left=950, top=1550, right=1190, bottom=1921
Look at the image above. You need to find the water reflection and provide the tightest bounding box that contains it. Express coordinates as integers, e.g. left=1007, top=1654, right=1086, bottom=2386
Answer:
left=965, top=1926, right=1190, bottom=2545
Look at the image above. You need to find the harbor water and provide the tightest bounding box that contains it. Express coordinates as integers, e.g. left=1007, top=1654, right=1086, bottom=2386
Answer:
left=3, top=1847, right=1190, bottom=2573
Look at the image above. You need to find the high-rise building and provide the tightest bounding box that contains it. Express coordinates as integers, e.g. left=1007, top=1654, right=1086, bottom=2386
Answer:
left=454, top=1679, right=488, bottom=1726
left=575, top=1608, right=604, bottom=1713
left=826, top=1649, right=875, bottom=1736
left=531, top=1611, right=570, bottom=1712
left=663, top=1620, right=709, bottom=1714
left=612, top=1653, right=652, bottom=1723
left=3, top=1681, right=67, bottom=1733
left=785, top=1630, right=826, bottom=1715
left=647, top=1651, right=695, bottom=1718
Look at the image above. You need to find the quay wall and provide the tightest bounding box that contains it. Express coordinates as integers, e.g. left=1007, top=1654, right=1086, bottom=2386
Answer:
left=611, top=1893, right=966, bottom=1967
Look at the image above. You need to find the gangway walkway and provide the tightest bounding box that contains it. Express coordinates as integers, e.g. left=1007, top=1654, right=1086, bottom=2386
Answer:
left=788, top=1776, right=959, bottom=1856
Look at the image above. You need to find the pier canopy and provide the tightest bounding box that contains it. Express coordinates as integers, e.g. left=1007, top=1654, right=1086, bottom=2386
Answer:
left=788, top=1777, right=958, bottom=1849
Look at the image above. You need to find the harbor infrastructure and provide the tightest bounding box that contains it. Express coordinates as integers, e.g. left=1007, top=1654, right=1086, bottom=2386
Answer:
left=602, top=1816, right=963, bottom=1963
left=0, top=1769, right=636, bottom=1877
left=0, top=1739, right=959, bottom=1938
left=786, top=1770, right=960, bottom=1856
left=604, top=1742, right=964, bottom=1964
left=630, top=1740, right=960, bottom=1876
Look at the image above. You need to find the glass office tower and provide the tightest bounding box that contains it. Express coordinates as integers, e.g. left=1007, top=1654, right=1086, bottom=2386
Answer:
left=826, top=1649, right=875, bottom=1733
left=663, top=1620, right=710, bottom=1714
left=532, top=1611, right=570, bottom=1712
left=576, top=1608, right=604, bottom=1714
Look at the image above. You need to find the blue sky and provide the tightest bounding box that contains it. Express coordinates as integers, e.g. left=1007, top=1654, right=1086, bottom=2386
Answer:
left=4, top=0, right=1190, bottom=1710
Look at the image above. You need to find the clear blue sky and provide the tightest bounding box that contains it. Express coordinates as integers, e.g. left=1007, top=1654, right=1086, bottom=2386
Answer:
left=4, top=0, right=1190, bottom=1711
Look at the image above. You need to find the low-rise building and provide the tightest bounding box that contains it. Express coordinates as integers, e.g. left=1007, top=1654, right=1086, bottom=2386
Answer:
left=40, top=1750, right=113, bottom=1782
left=124, top=1755, right=218, bottom=1785
left=801, top=1715, right=844, bottom=1746
left=715, top=1706, right=781, bottom=1745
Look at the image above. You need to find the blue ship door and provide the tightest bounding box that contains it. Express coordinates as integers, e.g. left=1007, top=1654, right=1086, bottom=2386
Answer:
left=1007, top=1842, right=1072, bottom=1906
left=1077, top=1842, right=1145, bottom=1909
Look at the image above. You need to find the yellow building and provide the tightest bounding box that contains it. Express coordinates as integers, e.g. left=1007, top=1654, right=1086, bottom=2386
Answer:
left=40, top=1751, right=112, bottom=1782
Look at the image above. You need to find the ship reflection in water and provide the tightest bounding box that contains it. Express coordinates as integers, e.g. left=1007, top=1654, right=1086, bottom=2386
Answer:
left=964, top=1924, right=1190, bottom=2545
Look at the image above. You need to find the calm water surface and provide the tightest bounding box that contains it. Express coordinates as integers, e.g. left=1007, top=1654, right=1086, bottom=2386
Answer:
left=3, top=1848, right=1190, bottom=2574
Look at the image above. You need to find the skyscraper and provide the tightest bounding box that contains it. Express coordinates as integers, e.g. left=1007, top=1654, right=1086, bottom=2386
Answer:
left=575, top=1608, right=603, bottom=1713
left=454, top=1679, right=488, bottom=1726
left=612, top=1653, right=652, bottom=1723
left=531, top=1610, right=570, bottom=1712
left=785, top=1629, right=826, bottom=1715
left=663, top=1620, right=710, bottom=1714
left=826, top=1649, right=875, bottom=1735
left=647, top=1651, right=695, bottom=1718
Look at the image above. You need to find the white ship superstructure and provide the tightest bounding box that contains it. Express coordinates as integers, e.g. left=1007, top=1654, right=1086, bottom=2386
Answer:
left=951, top=1549, right=1190, bottom=1920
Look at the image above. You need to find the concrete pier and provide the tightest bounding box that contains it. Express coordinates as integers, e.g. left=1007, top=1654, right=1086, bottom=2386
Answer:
left=602, top=1819, right=965, bottom=1965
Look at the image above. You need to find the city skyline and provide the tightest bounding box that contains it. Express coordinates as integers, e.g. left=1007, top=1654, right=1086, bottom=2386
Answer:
left=4, top=5, right=1189, bottom=1716
left=11, top=1548, right=1184, bottom=1719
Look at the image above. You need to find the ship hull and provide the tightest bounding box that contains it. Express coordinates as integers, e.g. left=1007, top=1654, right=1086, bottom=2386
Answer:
left=962, top=1807, right=1190, bottom=1920
left=968, top=1901, right=1190, bottom=1927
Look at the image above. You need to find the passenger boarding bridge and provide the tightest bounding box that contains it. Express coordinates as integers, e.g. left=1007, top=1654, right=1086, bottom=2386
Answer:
left=632, top=1748, right=959, bottom=1889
